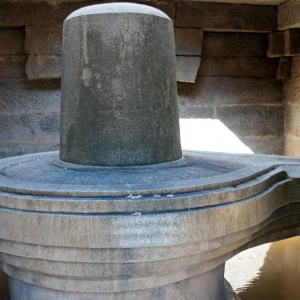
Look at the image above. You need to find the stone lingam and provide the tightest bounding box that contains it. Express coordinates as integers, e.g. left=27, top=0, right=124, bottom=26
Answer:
left=2, top=3, right=300, bottom=300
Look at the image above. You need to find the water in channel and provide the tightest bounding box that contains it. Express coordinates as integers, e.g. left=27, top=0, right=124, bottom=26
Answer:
left=225, top=236, right=300, bottom=300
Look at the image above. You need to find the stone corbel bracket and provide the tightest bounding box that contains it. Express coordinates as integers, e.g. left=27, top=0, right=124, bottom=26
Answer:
left=174, top=27, right=203, bottom=83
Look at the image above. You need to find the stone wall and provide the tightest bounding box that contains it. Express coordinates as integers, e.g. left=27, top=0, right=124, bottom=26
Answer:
left=0, top=0, right=286, bottom=158
left=284, top=57, right=300, bottom=156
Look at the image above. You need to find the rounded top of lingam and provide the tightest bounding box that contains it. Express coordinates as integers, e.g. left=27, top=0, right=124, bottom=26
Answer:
left=66, top=2, right=170, bottom=21
left=60, top=2, right=182, bottom=167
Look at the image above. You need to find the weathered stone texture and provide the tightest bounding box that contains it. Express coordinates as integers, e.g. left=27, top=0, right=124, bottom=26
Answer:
left=0, top=56, right=26, bottom=79
left=176, top=56, right=201, bottom=83
left=0, top=112, right=59, bottom=143
left=240, top=136, right=284, bottom=155
left=198, top=57, right=277, bottom=77
left=278, top=0, right=300, bottom=30
left=174, top=28, right=203, bottom=56
left=60, top=3, right=181, bottom=166
left=178, top=105, right=214, bottom=119
left=284, top=77, right=300, bottom=104
left=0, top=1, right=175, bottom=27
left=276, top=57, right=292, bottom=79
left=25, top=26, right=62, bottom=55
left=202, top=32, right=268, bottom=57
left=291, top=56, right=300, bottom=78
left=0, top=80, right=60, bottom=157
left=216, top=105, right=284, bottom=137
left=285, top=105, right=300, bottom=137
left=0, top=79, right=60, bottom=115
left=0, top=143, right=59, bottom=159
left=267, top=31, right=285, bottom=57
left=150, top=1, right=175, bottom=21
left=178, top=77, right=283, bottom=106
left=0, top=29, right=24, bottom=55
left=285, top=135, right=300, bottom=157
left=267, top=30, right=300, bottom=58
left=175, top=3, right=276, bottom=32
left=0, top=1, right=83, bottom=26
left=25, top=55, right=61, bottom=79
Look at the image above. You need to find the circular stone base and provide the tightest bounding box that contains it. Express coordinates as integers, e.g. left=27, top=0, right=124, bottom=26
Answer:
left=0, top=151, right=247, bottom=197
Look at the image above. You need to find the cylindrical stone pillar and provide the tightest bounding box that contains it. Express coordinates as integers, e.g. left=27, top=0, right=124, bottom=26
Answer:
left=60, top=3, right=182, bottom=166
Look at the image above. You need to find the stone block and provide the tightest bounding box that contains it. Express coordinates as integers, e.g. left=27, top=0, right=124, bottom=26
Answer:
left=198, top=57, right=277, bottom=77
left=284, top=29, right=300, bottom=56
left=25, top=55, right=61, bottom=79
left=240, top=136, right=284, bottom=155
left=149, top=1, right=176, bottom=21
left=0, top=29, right=24, bottom=55
left=276, top=57, right=292, bottom=80
left=278, top=0, right=300, bottom=31
left=25, top=26, right=62, bottom=55
left=284, top=77, right=300, bottom=104
left=285, top=104, right=300, bottom=137
left=176, top=56, right=201, bottom=83
left=174, top=28, right=203, bottom=56
left=0, top=112, right=60, bottom=143
left=284, top=135, right=300, bottom=157
left=0, top=143, right=59, bottom=159
left=202, top=32, right=268, bottom=57
left=0, top=79, right=61, bottom=115
left=0, top=56, right=26, bottom=79
left=175, top=3, right=276, bottom=32
left=267, top=31, right=284, bottom=57
left=178, top=105, right=214, bottom=119
left=216, top=105, right=284, bottom=137
left=0, top=1, right=176, bottom=26
left=291, top=56, right=300, bottom=78
left=177, top=77, right=283, bottom=106
left=267, top=30, right=300, bottom=58
left=0, top=1, right=92, bottom=26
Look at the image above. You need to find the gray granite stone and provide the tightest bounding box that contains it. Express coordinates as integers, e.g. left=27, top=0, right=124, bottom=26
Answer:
left=216, top=105, right=284, bottom=137
left=0, top=79, right=60, bottom=115
left=177, top=77, right=283, bottom=106
left=25, top=26, right=62, bottom=55
left=178, top=105, right=214, bottom=119
left=174, top=27, right=203, bottom=56
left=25, top=55, right=61, bottom=79
left=202, top=32, right=268, bottom=57
left=0, top=112, right=59, bottom=144
left=0, top=56, right=26, bottom=79
left=2, top=150, right=300, bottom=299
left=60, top=3, right=181, bottom=166
left=176, top=56, right=201, bottom=83
left=198, top=57, right=277, bottom=77
left=240, top=136, right=284, bottom=155
left=175, top=3, right=276, bottom=32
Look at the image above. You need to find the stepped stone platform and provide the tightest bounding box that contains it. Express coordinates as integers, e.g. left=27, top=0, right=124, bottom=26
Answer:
left=1, top=150, right=300, bottom=299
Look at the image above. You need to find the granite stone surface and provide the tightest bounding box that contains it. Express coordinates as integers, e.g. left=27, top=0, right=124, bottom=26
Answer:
left=60, top=3, right=181, bottom=166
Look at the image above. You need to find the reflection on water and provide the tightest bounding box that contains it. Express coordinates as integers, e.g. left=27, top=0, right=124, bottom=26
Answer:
left=225, top=237, right=300, bottom=300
